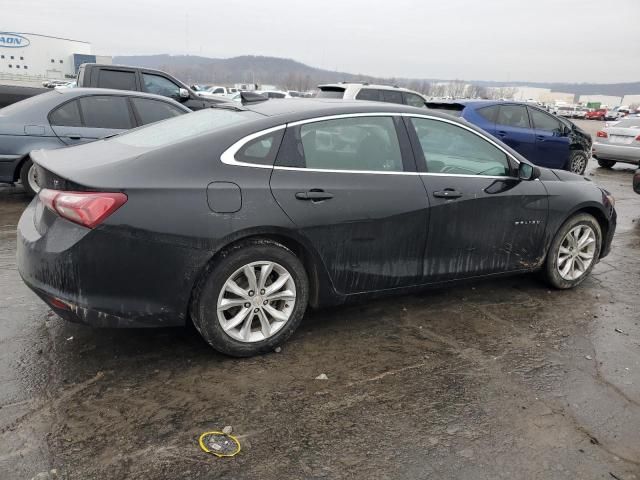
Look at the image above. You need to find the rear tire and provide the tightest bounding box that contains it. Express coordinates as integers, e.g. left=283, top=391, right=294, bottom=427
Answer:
left=19, top=158, right=39, bottom=197
left=191, top=239, right=309, bottom=357
left=597, top=159, right=616, bottom=169
left=568, top=150, right=588, bottom=175
left=544, top=213, right=601, bottom=289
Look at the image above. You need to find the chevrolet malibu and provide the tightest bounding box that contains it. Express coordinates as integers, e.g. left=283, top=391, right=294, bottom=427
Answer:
left=17, top=100, right=617, bottom=357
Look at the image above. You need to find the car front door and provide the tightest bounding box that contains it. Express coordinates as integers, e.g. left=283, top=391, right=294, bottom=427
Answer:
left=49, top=95, right=133, bottom=145
left=494, top=104, right=537, bottom=161
left=405, top=115, right=548, bottom=282
left=528, top=106, right=571, bottom=169
left=270, top=114, right=430, bottom=294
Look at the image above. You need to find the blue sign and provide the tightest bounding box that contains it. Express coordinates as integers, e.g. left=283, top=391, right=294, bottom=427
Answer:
left=0, top=33, right=30, bottom=48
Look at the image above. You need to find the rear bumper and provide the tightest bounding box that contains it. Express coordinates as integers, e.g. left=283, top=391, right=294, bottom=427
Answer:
left=17, top=199, right=206, bottom=328
left=0, top=154, right=22, bottom=183
left=593, top=142, right=640, bottom=164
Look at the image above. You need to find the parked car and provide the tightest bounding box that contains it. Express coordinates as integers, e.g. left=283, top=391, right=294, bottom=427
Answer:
left=592, top=117, right=640, bottom=168
left=586, top=109, right=607, bottom=120
left=0, top=88, right=190, bottom=196
left=426, top=100, right=592, bottom=174
left=634, top=168, right=640, bottom=194
left=199, top=86, right=239, bottom=97
left=573, top=107, right=589, bottom=119
left=604, top=109, right=621, bottom=121
left=556, top=106, right=575, bottom=118
left=76, top=63, right=231, bottom=110
left=17, top=100, right=616, bottom=356
left=255, top=90, right=292, bottom=99
left=317, top=82, right=428, bottom=108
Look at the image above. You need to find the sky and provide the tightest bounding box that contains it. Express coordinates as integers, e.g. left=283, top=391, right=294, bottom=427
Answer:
left=4, top=0, right=640, bottom=83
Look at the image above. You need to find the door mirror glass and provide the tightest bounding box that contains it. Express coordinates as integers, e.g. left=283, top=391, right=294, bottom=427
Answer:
left=519, top=162, right=541, bottom=181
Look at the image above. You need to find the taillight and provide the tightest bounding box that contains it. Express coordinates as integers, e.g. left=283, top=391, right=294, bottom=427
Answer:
left=596, top=131, right=608, bottom=138
left=636, top=134, right=640, bottom=141
left=39, top=189, right=127, bottom=228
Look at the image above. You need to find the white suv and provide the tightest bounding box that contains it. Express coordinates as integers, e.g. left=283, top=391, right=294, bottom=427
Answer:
left=317, top=83, right=427, bottom=108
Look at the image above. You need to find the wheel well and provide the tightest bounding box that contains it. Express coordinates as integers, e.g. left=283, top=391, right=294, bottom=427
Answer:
left=14, top=155, right=29, bottom=182
left=573, top=206, right=609, bottom=254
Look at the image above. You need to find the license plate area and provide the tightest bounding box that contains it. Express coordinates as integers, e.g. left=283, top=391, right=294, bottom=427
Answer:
left=609, top=135, right=634, bottom=145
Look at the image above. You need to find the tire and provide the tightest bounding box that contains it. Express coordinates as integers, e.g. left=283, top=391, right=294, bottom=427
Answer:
left=544, top=213, right=601, bottom=289
left=19, top=158, right=40, bottom=197
left=568, top=150, right=588, bottom=175
left=191, top=239, right=309, bottom=357
left=597, top=159, right=616, bottom=169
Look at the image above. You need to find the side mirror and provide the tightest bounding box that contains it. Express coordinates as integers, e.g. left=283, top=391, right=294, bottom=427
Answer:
left=178, top=88, right=190, bottom=100
left=519, top=162, right=541, bottom=181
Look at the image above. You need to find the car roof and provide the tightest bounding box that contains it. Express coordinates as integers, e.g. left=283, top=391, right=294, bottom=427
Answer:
left=318, top=83, right=425, bottom=94
left=53, top=87, right=189, bottom=105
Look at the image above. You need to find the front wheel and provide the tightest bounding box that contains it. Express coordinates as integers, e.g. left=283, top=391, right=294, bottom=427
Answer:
left=19, top=158, right=40, bottom=197
left=191, top=239, right=309, bottom=357
left=597, top=159, right=616, bottom=169
left=544, top=213, right=601, bottom=289
left=568, top=150, right=588, bottom=175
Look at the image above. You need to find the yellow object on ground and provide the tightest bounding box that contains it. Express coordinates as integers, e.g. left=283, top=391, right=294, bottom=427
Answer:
left=198, top=431, right=241, bottom=457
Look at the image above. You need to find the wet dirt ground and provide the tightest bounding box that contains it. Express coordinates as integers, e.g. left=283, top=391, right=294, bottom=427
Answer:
left=0, top=120, right=639, bottom=479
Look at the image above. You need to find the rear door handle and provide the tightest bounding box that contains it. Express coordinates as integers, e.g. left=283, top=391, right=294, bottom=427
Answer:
left=433, top=189, right=462, bottom=199
left=66, top=134, right=81, bottom=140
left=496, top=131, right=507, bottom=137
left=295, top=190, right=334, bottom=202
left=536, top=135, right=546, bottom=141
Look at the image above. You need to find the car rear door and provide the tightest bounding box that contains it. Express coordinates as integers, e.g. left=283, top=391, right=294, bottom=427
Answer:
left=528, top=106, right=571, bottom=169
left=405, top=115, right=548, bottom=282
left=269, top=114, right=430, bottom=294
left=49, top=95, right=134, bottom=145
left=493, top=104, right=537, bottom=161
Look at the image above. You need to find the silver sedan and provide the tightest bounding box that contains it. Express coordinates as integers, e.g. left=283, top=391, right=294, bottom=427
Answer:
left=592, top=117, right=640, bottom=168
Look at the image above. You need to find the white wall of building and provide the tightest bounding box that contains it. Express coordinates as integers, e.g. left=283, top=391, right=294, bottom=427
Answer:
left=578, top=94, right=622, bottom=107
left=0, top=32, right=91, bottom=85
left=622, top=95, right=640, bottom=107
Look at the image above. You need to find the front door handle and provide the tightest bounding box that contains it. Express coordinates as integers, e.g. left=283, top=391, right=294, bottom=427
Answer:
left=66, top=134, right=81, bottom=140
left=433, top=189, right=462, bottom=199
left=496, top=131, right=507, bottom=137
left=536, top=135, right=546, bottom=141
left=295, top=190, right=334, bottom=202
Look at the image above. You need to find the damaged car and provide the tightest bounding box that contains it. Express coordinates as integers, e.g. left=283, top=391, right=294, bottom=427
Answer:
left=17, top=99, right=616, bottom=356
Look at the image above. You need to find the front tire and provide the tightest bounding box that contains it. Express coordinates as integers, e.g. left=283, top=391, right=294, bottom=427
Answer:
left=544, top=213, right=601, bottom=289
left=19, top=158, right=40, bottom=197
left=597, top=159, right=616, bottom=169
left=191, top=239, right=309, bottom=357
left=568, top=150, right=588, bottom=175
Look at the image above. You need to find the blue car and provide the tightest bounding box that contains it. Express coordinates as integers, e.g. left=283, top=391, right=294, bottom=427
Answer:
left=426, top=101, right=592, bottom=174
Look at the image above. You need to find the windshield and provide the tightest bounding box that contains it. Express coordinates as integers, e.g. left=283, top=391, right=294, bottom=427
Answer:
left=112, top=108, right=261, bottom=148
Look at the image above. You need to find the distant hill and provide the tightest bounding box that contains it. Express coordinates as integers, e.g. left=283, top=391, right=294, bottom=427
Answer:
left=113, top=54, right=640, bottom=96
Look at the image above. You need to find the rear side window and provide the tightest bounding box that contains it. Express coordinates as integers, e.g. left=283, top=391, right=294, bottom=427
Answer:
left=381, top=90, right=403, bottom=104
left=235, top=130, right=285, bottom=166
left=79, top=96, right=133, bottom=129
left=409, top=117, right=510, bottom=176
left=316, top=87, right=345, bottom=99
left=496, top=105, right=530, bottom=128
left=404, top=92, right=425, bottom=108
left=49, top=100, right=82, bottom=127
left=355, top=88, right=381, bottom=101
left=297, top=116, right=403, bottom=172
left=528, top=107, right=562, bottom=132
left=131, top=98, right=185, bottom=125
left=477, top=105, right=498, bottom=122
left=98, top=69, right=137, bottom=90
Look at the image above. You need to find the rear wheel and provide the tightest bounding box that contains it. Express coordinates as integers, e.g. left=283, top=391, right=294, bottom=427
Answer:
left=568, top=150, right=588, bottom=175
left=191, top=239, right=309, bottom=357
left=19, top=158, right=40, bottom=197
left=597, top=159, right=616, bottom=169
left=544, top=213, right=601, bottom=289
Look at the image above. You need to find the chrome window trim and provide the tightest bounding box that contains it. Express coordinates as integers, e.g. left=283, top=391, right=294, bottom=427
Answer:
left=220, top=111, right=523, bottom=176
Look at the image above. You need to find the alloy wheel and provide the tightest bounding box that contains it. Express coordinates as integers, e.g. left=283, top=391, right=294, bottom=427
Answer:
left=557, top=225, right=596, bottom=281
left=217, top=261, right=296, bottom=343
left=570, top=153, right=587, bottom=174
left=27, top=164, right=41, bottom=194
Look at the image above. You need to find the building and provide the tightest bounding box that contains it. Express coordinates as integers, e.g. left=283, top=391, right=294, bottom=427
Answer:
left=0, top=32, right=111, bottom=86
left=622, top=95, right=640, bottom=109
left=577, top=94, right=622, bottom=108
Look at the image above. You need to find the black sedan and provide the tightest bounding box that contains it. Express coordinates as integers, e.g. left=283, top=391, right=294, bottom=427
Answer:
left=17, top=100, right=617, bottom=356
left=0, top=88, right=190, bottom=196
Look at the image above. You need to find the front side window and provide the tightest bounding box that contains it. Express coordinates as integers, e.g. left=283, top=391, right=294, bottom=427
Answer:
left=79, top=96, right=133, bottom=129
left=496, top=105, right=530, bottom=129
left=131, top=98, right=185, bottom=125
left=49, top=100, right=82, bottom=127
left=297, top=116, right=403, bottom=172
left=528, top=107, right=562, bottom=132
left=409, top=117, right=511, bottom=176
left=142, top=73, right=181, bottom=98
left=404, top=92, right=426, bottom=108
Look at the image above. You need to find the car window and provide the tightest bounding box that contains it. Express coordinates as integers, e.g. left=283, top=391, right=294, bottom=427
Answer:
left=477, top=105, right=499, bottom=122
left=212, top=88, right=225, bottom=94
left=355, top=88, right=381, bottom=101
left=142, top=73, right=181, bottom=98
left=316, top=87, right=345, bottom=99
left=298, top=116, right=403, bottom=172
left=496, top=105, right=530, bottom=128
left=97, top=69, right=137, bottom=90
left=267, top=92, right=285, bottom=99
left=381, top=90, right=403, bottom=104
left=49, top=99, right=82, bottom=127
left=404, top=92, right=425, bottom=108
left=528, top=107, right=562, bottom=132
left=130, top=98, right=185, bottom=126
left=409, top=117, right=511, bottom=177
left=79, top=96, right=133, bottom=129
left=235, top=130, right=285, bottom=166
